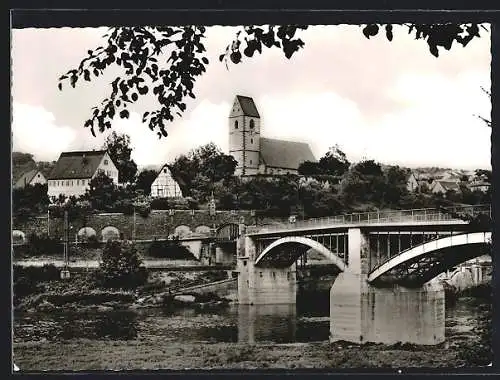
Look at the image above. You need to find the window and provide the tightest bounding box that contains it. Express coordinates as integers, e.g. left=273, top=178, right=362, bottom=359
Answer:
left=104, top=159, right=108, bottom=165
left=250, top=138, right=253, bottom=144
left=250, top=119, right=255, bottom=129
left=234, top=120, right=238, bottom=129
left=250, top=159, right=252, bottom=164
left=70, top=181, right=73, bottom=186
left=66, top=181, right=69, bottom=186
left=164, top=168, right=167, bottom=173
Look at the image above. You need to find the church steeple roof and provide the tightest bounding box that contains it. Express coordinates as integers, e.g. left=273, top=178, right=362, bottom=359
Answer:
left=235, top=95, right=260, bottom=118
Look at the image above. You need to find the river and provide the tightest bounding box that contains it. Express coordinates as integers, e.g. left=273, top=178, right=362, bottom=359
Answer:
left=13, top=296, right=489, bottom=346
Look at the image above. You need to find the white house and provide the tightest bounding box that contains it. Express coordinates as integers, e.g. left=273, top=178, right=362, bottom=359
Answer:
left=47, top=150, right=119, bottom=199
left=14, top=169, right=47, bottom=189
left=150, top=164, right=183, bottom=198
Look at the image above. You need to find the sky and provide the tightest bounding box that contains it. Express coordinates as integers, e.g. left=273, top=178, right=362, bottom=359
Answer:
left=11, top=25, right=492, bottom=170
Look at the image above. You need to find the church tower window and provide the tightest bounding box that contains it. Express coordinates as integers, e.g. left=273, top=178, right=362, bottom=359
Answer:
left=249, top=119, right=255, bottom=129
left=234, top=120, right=239, bottom=129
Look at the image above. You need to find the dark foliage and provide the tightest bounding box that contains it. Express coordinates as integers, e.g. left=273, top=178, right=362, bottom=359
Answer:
left=147, top=237, right=196, bottom=260
left=97, top=240, right=148, bottom=289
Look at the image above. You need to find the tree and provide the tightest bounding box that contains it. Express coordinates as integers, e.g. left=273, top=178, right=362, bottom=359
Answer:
left=318, top=145, right=350, bottom=176
left=58, top=24, right=485, bottom=138
left=13, top=183, right=50, bottom=218
left=298, top=160, right=323, bottom=176
left=353, top=159, right=383, bottom=177
left=103, top=131, right=138, bottom=183
left=169, top=142, right=237, bottom=199
left=84, top=171, right=118, bottom=211
left=135, top=169, right=158, bottom=195
left=98, top=240, right=147, bottom=289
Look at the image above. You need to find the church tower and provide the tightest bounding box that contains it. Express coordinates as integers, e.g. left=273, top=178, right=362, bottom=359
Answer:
left=228, top=95, right=261, bottom=176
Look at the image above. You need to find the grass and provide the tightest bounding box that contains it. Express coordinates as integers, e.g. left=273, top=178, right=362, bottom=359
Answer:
left=13, top=339, right=476, bottom=371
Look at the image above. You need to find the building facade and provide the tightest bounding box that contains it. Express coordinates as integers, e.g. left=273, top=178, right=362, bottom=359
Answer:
left=150, top=164, right=183, bottom=198
left=14, top=169, right=47, bottom=189
left=228, top=95, right=316, bottom=176
left=47, top=150, right=119, bottom=199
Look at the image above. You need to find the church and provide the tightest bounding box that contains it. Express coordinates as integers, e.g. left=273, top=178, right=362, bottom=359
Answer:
left=228, top=95, right=316, bottom=176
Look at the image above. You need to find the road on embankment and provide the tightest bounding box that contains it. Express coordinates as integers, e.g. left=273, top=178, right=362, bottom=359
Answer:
left=13, top=259, right=233, bottom=272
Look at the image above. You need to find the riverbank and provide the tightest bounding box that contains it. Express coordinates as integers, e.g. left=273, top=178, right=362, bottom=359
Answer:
left=11, top=335, right=486, bottom=370
left=14, top=266, right=233, bottom=313
left=13, top=294, right=492, bottom=371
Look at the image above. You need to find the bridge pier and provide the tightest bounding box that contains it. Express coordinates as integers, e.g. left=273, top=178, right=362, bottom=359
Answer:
left=330, top=228, right=445, bottom=345
left=237, top=236, right=297, bottom=305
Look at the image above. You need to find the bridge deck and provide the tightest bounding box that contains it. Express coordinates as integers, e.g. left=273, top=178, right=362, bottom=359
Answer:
left=247, top=205, right=489, bottom=236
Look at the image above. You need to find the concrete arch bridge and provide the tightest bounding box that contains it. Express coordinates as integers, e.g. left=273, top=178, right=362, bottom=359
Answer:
left=236, top=204, right=491, bottom=346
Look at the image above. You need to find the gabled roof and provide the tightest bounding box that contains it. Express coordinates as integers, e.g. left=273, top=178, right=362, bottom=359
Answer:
left=14, top=169, right=43, bottom=189
left=434, top=180, right=461, bottom=191
left=236, top=95, right=260, bottom=118
left=260, top=137, right=316, bottom=170
left=48, top=150, right=108, bottom=180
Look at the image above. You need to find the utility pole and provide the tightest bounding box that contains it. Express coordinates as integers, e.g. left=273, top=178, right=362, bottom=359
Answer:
left=60, top=210, right=71, bottom=280
left=47, top=208, right=50, bottom=237
left=133, top=205, right=137, bottom=242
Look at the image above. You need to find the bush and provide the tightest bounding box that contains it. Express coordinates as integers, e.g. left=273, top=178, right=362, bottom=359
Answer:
left=13, top=264, right=61, bottom=302
left=147, top=238, right=196, bottom=260
left=150, top=197, right=170, bottom=210
left=150, top=197, right=190, bottom=210
left=97, top=241, right=148, bottom=289
left=26, top=233, right=63, bottom=256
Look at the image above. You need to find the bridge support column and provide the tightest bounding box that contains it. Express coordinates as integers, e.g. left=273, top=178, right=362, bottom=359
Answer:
left=237, top=236, right=296, bottom=305
left=330, top=227, right=445, bottom=345
left=471, top=263, right=482, bottom=286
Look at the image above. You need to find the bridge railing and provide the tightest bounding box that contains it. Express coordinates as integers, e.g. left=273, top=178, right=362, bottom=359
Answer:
left=251, top=204, right=491, bottom=233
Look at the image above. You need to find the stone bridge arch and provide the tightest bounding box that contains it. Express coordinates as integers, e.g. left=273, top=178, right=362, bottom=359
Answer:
left=255, top=236, right=347, bottom=272
left=78, top=227, right=97, bottom=241
left=101, top=226, right=120, bottom=242
left=448, top=268, right=474, bottom=291
left=12, top=230, right=26, bottom=245
left=174, top=225, right=192, bottom=238
left=194, top=225, right=211, bottom=236
left=368, top=232, right=491, bottom=286
left=216, top=223, right=240, bottom=243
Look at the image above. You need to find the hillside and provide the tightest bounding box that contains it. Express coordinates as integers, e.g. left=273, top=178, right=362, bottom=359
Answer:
left=12, top=152, right=56, bottom=184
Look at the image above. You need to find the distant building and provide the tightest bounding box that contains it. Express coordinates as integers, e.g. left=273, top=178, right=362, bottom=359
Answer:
left=47, top=150, right=119, bottom=199
left=150, top=164, right=183, bottom=198
left=228, top=95, right=316, bottom=176
left=430, top=180, right=461, bottom=194
left=467, top=181, right=491, bottom=193
left=406, top=172, right=432, bottom=192
left=14, top=169, right=47, bottom=189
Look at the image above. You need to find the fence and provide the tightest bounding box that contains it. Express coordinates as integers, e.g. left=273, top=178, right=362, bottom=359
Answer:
left=251, top=204, right=491, bottom=233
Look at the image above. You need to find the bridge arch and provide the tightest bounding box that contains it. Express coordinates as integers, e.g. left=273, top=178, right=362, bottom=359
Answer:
left=368, top=232, right=491, bottom=285
left=254, top=236, right=347, bottom=271
left=216, top=223, right=240, bottom=243
left=194, top=225, right=211, bottom=235
left=101, top=226, right=120, bottom=242
left=78, top=227, right=97, bottom=241
left=174, top=225, right=191, bottom=238
left=12, top=230, right=26, bottom=245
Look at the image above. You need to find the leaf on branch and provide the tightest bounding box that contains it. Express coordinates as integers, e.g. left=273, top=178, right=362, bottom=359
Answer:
left=429, top=43, right=439, bottom=57
left=385, top=24, right=393, bottom=41
left=363, top=24, right=379, bottom=39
